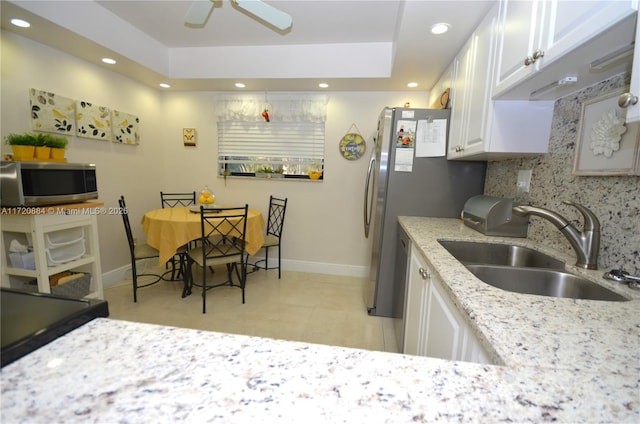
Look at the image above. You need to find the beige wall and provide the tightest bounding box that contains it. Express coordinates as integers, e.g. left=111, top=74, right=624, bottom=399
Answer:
left=1, top=30, right=431, bottom=283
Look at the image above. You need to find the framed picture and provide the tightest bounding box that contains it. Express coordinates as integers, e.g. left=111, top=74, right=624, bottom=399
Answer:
left=183, top=128, right=197, bottom=146
left=573, top=88, right=640, bottom=176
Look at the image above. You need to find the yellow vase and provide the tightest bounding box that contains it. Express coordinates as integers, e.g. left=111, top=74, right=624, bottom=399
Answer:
left=35, top=146, right=51, bottom=160
left=50, top=148, right=66, bottom=161
left=10, top=145, right=35, bottom=161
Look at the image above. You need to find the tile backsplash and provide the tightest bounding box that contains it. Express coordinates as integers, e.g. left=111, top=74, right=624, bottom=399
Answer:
left=484, top=73, right=639, bottom=275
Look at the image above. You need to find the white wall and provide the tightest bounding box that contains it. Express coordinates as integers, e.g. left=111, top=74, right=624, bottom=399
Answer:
left=1, top=30, right=431, bottom=281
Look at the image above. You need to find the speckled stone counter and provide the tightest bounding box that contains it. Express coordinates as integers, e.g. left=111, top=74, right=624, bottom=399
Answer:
left=1, top=218, right=638, bottom=422
left=1, top=318, right=638, bottom=423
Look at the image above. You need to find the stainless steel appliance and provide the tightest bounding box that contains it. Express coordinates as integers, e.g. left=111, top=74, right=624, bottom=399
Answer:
left=363, top=107, right=486, bottom=322
left=462, top=195, right=529, bottom=237
left=0, top=161, right=98, bottom=207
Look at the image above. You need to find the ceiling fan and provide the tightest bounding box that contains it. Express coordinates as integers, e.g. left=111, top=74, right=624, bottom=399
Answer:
left=185, top=0, right=293, bottom=30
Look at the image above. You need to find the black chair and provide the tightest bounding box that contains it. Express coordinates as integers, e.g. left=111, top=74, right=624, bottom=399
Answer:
left=183, top=205, right=249, bottom=314
left=160, top=191, right=196, bottom=208
left=119, top=196, right=162, bottom=302
left=160, top=191, right=196, bottom=280
left=252, top=196, right=287, bottom=278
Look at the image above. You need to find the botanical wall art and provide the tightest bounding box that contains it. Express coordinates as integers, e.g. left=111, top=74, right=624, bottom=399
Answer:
left=111, top=110, right=140, bottom=145
left=29, top=88, right=75, bottom=134
left=76, top=100, right=111, bottom=141
left=573, top=87, right=640, bottom=176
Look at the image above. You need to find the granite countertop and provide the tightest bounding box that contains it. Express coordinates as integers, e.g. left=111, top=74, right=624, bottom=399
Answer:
left=1, top=218, right=638, bottom=422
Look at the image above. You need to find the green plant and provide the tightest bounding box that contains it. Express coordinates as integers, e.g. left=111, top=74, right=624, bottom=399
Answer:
left=257, top=166, right=273, bottom=173
left=43, top=134, right=68, bottom=149
left=5, top=133, right=39, bottom=146
left=274, top=167, right=284, bottom=174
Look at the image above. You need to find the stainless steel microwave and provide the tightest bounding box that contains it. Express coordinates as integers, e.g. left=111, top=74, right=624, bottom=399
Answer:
left=0, top=161, right=98, bottom=207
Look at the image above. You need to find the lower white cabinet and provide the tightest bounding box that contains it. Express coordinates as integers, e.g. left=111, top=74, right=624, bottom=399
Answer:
left=403, top=243, right=491, bottom=364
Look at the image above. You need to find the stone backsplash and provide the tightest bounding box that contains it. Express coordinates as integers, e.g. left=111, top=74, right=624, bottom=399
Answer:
left=484, top=73, right=639, bottom=275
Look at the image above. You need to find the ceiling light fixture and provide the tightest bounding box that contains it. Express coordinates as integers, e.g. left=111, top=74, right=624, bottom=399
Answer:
left=10, top=18, right=30, bottom=28
left=101, top=58, right=116, bottom=65
left=159, top=83, right=171, bottom=88
left=235, top=82, right=246, bottom=88
left=407, top=82, right=419, bottom=88
left=430, top=23, right=449, bottom=35
left=318, top=83, right=329, bottom=88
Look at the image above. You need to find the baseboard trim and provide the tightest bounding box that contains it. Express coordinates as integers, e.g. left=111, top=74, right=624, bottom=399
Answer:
left=103, top=258, right=369, bottom=289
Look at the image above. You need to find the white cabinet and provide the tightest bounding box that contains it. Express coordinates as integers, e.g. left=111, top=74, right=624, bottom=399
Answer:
left=493, top=0, right=638, bottom=100
left=1, top=205, right=103, bottom=299
left=446, top=3, right=555, bottom=160
left=403, top=243, right=491, bottom=364
left=621, top=11, right=640, bottom=124
left=403, top=247, right=429, bottom=356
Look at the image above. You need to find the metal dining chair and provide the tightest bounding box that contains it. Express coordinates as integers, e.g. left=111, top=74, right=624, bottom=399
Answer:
left=252, top=196, right=287, bottom=278
left=182, top=205, right=249, bottom=313
left=159, top=191, right=196, bottom=280
left=119, top=196, right=162, bottom=302
left=160, top=191, right=196, bottom=208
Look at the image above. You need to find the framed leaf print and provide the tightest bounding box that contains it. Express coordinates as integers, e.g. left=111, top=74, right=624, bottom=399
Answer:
left=76, top=100, right=111, bottom=141
left=111, top=110, right=140, bottom=145
left=29, top=88, right=75, bottom=134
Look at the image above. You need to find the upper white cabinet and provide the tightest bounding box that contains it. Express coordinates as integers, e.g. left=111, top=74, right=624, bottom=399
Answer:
left=621, top=11, right=640, bottom=124
left=447, top=3, right=555, bottom=160
left=493, top=0, right=638, bottom=100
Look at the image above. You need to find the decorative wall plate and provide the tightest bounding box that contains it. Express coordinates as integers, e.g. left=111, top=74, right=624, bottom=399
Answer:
left=339, top=133, right=366, bottom=160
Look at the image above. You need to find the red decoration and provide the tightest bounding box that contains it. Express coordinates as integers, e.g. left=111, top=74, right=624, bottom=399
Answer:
left=261, top=109, right=270, bottom=122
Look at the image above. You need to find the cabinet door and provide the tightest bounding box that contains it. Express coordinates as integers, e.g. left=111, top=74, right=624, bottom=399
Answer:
left=624, top=12, right=640, bottom=124
left=424, top=276, right=465, bottom=361
left=403, top=248, right=430, bottom=356
left=493, top=0, right=540, bottom=97
left=448, top=4, right=497, bottom=159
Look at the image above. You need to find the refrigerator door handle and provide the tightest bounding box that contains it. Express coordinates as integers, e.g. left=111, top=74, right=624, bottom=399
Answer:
left=364, top=154, right=376, bottom=237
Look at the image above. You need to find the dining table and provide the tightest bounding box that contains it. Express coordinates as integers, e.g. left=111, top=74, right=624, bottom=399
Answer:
left=141, top=206, right=266, bottom=266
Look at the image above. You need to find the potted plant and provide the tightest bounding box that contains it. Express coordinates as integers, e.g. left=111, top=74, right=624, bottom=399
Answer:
left=44, top=134, right=68, bottom=160
left=33, top=133, right=51, bottom=160
left=5, top=133, right=38, bottom=161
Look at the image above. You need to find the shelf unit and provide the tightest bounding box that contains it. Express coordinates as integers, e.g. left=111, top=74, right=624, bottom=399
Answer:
left=1, top=203, right=103, bottom=299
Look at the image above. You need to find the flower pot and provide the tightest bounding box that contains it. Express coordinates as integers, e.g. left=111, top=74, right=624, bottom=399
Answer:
left=50, top=148, right=66, bottom=160
left=10, top=145, right=35, bottom=161
left=35, top=146, right=51, bottom=159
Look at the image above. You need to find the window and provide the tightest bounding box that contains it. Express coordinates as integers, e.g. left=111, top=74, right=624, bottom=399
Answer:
left=216, top=93, right=328, bottom=179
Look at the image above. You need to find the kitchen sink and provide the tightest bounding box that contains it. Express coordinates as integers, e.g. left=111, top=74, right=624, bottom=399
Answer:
left=438, top=240, right=565, bottom=269
left=465, top=265, right=628, bottom=302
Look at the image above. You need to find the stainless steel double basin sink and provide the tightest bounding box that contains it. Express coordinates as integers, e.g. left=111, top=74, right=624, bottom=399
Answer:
left=438, top=240, right=627, bottom=302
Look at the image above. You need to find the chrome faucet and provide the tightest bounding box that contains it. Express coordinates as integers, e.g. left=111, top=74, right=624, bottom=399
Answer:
left=512, top=201, right=600, bottom=270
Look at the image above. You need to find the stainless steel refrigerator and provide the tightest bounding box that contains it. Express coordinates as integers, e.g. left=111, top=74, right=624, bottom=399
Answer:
left=363, top=107, right=486, bottom=321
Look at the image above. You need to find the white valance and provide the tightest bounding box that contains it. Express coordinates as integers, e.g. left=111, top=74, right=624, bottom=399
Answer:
left=215, top=93, right=329, bottom=123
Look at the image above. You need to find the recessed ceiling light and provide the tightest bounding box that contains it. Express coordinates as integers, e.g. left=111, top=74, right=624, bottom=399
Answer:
left=235, top=82, right=246, bottom=88
left=10, top=18, right=30, bottom=28
left=159, top=83, right=171, bottom=88
left=101, top=58, right=116, bottom=65
left=407, top=82, right=419, bottom=88
left=430, top=23, right=450, bottom=35
left=318, top=83, right=329, bottom=88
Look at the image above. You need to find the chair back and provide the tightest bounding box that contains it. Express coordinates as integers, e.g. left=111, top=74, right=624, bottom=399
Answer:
left=198, top=205, right=249, bottom=263
left=266, top=196, right=288, bottom=238
left=119, top=196, right=135, bottom=256
left=161, top=191, right=196, bottom=208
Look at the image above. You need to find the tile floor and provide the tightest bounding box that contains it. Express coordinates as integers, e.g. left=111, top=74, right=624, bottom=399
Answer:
left=103, top=261, right=399, bottom=353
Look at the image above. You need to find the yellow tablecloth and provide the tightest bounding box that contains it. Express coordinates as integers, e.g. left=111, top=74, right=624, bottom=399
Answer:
left=141, top=206, right=265, bottom=265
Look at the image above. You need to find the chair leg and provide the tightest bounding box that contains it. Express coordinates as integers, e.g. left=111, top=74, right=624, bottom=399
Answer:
left=182, top=257, right=193, bottom=298
left=277, top=245, right=281, bottom=279
left=132, top=261, right=138, bottom=303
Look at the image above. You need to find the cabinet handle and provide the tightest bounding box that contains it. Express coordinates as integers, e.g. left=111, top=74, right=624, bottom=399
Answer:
left=419, top=267, right=430, bottom=280
left=454, top=145, right=464, bottom=153
left=524, top=49, right=545, bottom=66
left=618, top=92, right=639, bottom=108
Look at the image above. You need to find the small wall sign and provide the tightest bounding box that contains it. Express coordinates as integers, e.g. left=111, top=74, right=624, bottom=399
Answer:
left=183, top=128, right=197, bottom=146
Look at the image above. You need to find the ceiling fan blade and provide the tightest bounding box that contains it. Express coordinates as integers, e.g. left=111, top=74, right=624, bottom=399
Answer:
left=233, top=0, right=293, bottom=30
left=185, top=0, right=215, bottom=26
